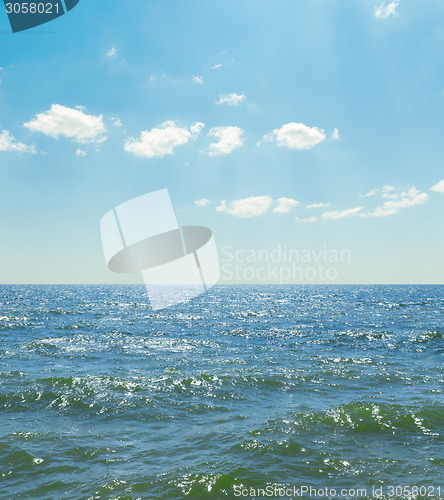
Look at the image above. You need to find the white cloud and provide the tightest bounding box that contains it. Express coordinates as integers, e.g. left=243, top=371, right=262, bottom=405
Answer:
left=195, top=198, right=209, bottom=207
left=124, top=120, right=204, bottom=158
left=295, top=216, right=317, bottom=223
left=190, top=122, right=204, bottom=135
left=106, top=47, right=117, bottom=57
left=211, top=63, right=222, bottom=70
left=431, top=179, right=444, bottom=195
left=321, top=207, right=363, bottom=220
left=75, top=149, right=87, bottom=157
left=216, top=93, right=246, bottom=106
left=262, top=122, right=326, bottom=150
left=365, top=186, right=428, bottom=217
left=0, top=130, right=36, bottom=154
left=24, top=104, right=107, bottom=144
left=332, top=128, right=340, bottom=140
left=192, top=75, right=204, bottom=84
left=375, top=1, right=400, bottom=19
left=111, top=117, right=122, bottom=127
left=273, top=197, right=299, bottom=213
left=361, top=189, right=377, bottom=198
left=216, top=201, right=227, bottom=212
left=216, top=195, right=272, bottom=218
left=208, top=126, right=243, bottom=156
left=306, top=202, right=330, bottom=209
left=361, top=185, right=396, bottom=198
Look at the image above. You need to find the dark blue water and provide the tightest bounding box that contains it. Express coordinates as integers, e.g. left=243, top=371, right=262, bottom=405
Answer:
left=0, top=285, right=443, bottom=499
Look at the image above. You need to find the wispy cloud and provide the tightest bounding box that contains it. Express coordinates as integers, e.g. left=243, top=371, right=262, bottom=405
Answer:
left=295, top=216, right=317, bottom=223
left=273, top=197, right=299, bottom=213
left=321, top=207, right=363, bottom=220
left=261, top=122, right=326, bottom=150
left=195, top=198, right=210, bottom=207
left=210, top=180, right=431, bottom=224
left=430, top=179, right=444, bottom=195
left=124, top=120, right=204, bottom=158
left=211, top=63, right=222, bottom=70
left=375, top=1, right=400, bottom=19
left=106, top=47, right=117, bottom=57
left=363, top=186, right=428, bottom=217
left=192, top=75, right=204, bottom=84
left=306, top=202, right=330, bottom=209
left=216, top=93, right=246, bottom=106
left=111, top=117, right=122, bottom=127
left=24, top=104, right=107, bottom=144
left=361, top=185, right=396, bottom=198
left=332, top=128, right=340, bottom=140
left=0, top=130, right=36, bottom=154
left=208, top=126, right=244, bottom=156
left=75, top=149, right=87, bottom=157
left=217, top=195, right=272, bottom=218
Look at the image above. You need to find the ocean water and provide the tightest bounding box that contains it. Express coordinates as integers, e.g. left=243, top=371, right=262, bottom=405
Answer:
left=0, top=285, right=443, bottom=500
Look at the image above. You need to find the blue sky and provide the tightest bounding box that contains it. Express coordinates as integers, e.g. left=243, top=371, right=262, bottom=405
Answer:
left=0, top=0, right=443, bottom=284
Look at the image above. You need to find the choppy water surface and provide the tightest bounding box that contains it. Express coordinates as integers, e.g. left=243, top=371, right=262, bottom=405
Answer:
left=0, top=285, right=443, bottom=499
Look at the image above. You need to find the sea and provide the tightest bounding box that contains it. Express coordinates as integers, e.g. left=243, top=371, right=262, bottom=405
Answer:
left=0, top=285, right=443, bottom=499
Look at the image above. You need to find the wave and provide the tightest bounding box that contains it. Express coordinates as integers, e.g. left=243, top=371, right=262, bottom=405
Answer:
left=254, top=401, right=444, bottom=436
